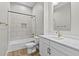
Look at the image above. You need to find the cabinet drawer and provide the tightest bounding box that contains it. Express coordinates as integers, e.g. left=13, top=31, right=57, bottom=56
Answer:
left=50, top=41, right=79, bottom=56
left=39, top=37, right=49, bottom=45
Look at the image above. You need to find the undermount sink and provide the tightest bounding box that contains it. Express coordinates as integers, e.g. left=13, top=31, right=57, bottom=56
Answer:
left=47, top=35, right=64, bottom=39
left=53, top=37, right=64, bottom=40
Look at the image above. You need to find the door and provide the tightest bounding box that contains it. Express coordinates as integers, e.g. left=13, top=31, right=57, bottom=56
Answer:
left=0, top=2, right=9, bottom=56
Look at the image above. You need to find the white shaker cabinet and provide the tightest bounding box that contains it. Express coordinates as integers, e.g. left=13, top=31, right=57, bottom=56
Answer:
left=49, top=46, right=66, bottom=56
left=49, top=41, right=67, bottom=56
left=50, top=41, right=79, bottom=56
left=39, top=37, right=79, bottom=56
left=0, top=2, right=9, bottom=56
left=39, top=38, right=50, bottom=56
left=39, top=37, right=66, bottom=56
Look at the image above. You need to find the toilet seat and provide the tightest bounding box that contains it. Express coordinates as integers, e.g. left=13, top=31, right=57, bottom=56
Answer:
left=25, top=42, right=36, bottom=48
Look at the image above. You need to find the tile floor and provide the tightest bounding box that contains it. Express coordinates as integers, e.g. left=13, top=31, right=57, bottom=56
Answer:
left=7, top=48, right=40, bottom=56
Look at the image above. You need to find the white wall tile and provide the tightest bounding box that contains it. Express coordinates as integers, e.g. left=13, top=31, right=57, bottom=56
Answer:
left=9, top=3, right=33, bottom=41
left=32, top=2, right=44, bottom=35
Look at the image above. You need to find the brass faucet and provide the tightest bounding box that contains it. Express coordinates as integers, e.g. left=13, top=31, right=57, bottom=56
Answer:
left=56, top=31, right=64, bottom=39
left=56, top=31, right=61, bottom=38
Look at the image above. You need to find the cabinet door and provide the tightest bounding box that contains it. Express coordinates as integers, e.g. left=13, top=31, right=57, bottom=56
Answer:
left=0, top=2, right=9, bottom=56
left=50, top=46, right=67, bottom=56
left=50, top=40, right=79, bottom=56
left=39, top=38, right=50, bottom=56
left=50, top=41, right=67, bottom=56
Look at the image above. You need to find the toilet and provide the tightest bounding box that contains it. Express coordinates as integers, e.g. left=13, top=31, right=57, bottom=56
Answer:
left=25, top=42, right=37, bottom=54
left=25, top=36, right=39, bottom=54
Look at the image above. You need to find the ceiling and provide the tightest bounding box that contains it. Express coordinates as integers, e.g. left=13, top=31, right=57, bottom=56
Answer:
left=12, top=2, right=36, bottom=8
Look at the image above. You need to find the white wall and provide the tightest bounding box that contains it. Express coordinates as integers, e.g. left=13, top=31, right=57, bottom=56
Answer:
left=44, top=2, right=49, bottom=34
left=47, top=2, right=54, bottom=34
left=70, top=2, right=79, bottom=36
left=32, top=2, right=44, bottom=35
left=44, top=2, right=54, bottom=35
left=10, top=2, right=32, bottom=14
left=0, top=2, right=10, bottom=56
left=9, top=3, right=33, bottom=41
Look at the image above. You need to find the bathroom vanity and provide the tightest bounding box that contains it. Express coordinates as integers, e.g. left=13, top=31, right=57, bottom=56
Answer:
left=37, top=2, right=79, bottom=56
left=38, top=2, right=79, bottom=56
left=39, top=35, right=79, bottom=56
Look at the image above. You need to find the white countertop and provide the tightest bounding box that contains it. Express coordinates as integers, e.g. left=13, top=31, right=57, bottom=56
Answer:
left=39, top=35, right=79, bottom=51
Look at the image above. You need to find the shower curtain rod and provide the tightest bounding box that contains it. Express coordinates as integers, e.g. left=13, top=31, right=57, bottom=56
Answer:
left=8, top=11, right=35, bottom=17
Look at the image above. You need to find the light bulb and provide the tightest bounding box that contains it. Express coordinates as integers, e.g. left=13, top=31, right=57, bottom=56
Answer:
left=53, top=2, right=59, bottom=6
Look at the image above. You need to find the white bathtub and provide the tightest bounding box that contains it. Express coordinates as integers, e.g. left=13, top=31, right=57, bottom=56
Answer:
left=8, top=38, right=36, bottom=52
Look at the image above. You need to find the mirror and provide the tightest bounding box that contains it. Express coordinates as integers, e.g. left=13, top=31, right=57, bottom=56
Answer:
left=53, top=2, right=71, bottom=31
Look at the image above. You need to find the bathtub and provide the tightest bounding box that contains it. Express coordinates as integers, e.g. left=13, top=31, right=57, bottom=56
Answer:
left=8, top=38, right=36, bottom=52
